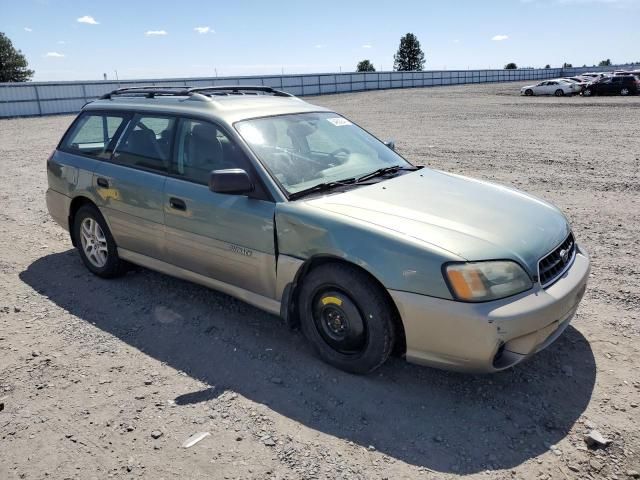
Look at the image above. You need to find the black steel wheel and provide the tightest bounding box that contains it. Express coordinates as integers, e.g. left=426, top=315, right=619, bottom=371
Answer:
left=311, top=289, right=366, bottom=354
left=299, top=263, right=396, bottom=374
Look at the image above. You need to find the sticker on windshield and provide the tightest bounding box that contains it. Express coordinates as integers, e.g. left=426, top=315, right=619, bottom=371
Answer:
left=326, top=117, right=352, bottom=127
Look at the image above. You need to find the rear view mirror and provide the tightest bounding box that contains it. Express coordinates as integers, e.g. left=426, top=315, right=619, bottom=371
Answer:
left=209, top=168, right=254, bottom=195
left=384, top=139, right=396, bottom=151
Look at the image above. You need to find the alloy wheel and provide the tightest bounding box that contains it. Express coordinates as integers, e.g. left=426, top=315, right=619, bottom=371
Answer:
left=80, top=217, right=108, bottom=268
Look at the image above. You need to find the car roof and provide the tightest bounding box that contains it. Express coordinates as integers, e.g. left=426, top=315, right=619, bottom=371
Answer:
left=82, top=86, right=331, bottom=126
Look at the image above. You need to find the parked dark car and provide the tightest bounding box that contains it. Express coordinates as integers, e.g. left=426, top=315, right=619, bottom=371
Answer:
left=582, top=75, right=640, bottom=96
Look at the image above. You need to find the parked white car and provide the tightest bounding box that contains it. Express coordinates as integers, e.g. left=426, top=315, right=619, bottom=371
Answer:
left=559, top=77, right=587, bottom=92
left=520, top=80, right=576, bottom=96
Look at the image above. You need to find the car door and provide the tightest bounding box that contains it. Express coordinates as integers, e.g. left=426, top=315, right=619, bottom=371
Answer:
left=94, top=113, right=176, bottom=261
left=597, top=78, right=613, bottom=95
left=610, top=77, right=625, bottom=94
left=546, top=81, right=559, bottom=95
left=163, top=117, right=277, bottom=298
left=533, top=81, right=548, bottom=95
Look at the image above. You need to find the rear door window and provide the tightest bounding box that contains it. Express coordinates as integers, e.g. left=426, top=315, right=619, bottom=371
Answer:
left=61, top=112, right=127, bottom=159
left=113, top=115, right=176, bottom=173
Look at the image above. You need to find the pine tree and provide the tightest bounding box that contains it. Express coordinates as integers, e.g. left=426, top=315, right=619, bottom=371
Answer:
left=393, top=33, right=425, bottom=71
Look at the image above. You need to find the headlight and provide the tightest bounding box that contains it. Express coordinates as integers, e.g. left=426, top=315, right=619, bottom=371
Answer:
left=444, top=261, right=533, bottom=302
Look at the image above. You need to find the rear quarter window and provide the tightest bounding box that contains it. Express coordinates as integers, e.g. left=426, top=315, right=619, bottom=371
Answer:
left=61, top=112, right=128, bottom=159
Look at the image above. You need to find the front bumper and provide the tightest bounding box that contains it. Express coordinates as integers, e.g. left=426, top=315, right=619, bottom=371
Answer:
left=390, top=247, right=590, bottom=373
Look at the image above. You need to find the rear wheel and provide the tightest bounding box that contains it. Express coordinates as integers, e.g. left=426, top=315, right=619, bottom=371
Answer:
left=555, top=89, right=564, bottom=97
left=525, top=89, right=533, bottom=96
left=582, top=88, right=593, bottom=97
left=620, top=87, right=630, bottom=96
left=73, top=204, right=127, bottom=278
left=299, top=263, right=395, bottom=374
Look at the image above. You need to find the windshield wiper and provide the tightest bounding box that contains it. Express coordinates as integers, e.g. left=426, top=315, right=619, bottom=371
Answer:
left=356, top=165, right=417, bottom=183
left=288, top=178, right=356, bottom=200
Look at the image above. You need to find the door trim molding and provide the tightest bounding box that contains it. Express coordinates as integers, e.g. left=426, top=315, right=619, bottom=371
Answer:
left=118, top=248, right=282, bottom=316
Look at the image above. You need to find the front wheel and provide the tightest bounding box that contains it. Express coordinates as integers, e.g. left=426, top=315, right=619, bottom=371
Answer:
left=582, top=88, right=593, bottom=97
left=555, top=89, right=564, bottom=97
left=299, top=263, right=396, bottom=374
left=525, top=89, right=533, bottom=96
left=620, top=88, right=630, bottom=96
left=73, top=204, right=127, bottom=278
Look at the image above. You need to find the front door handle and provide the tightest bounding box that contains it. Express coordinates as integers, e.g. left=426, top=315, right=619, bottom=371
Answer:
left=96, top=177, right=109, bottom=188
left=169, top=197, right=187, bottom=211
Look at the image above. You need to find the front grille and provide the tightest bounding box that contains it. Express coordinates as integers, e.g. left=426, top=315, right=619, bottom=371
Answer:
left=538, top=232, right=576, bottom=288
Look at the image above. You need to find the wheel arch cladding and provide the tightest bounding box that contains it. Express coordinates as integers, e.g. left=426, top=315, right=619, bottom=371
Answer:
left=68, top=196, right=98, bottom=246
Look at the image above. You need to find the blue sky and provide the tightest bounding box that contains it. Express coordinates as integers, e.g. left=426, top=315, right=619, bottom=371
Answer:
left=1, top=0, right=639, bottom=81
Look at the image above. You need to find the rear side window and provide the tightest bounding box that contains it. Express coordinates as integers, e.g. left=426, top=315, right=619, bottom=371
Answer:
left=62, top=113, right=127, bottom=159
left=113, top=115, right=176, bottom=173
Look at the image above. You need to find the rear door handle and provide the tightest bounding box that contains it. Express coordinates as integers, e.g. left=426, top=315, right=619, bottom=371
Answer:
left=96, top=177, right=109, bottom=188
left=169, top=197, right=187, bottom=211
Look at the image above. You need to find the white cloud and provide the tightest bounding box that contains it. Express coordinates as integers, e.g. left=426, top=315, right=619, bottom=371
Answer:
left=57, top=40, right=66, bottom=45
left=492, top=34, right=509, bottom=41
left=45, top=52, right=65, bottom=58
left=314, top=44, right=325, bottom=49
left=24, top=27, right=32, bottom=32
left=194, top=26, right=213, bottom=34
left=361, top=44, right=373, bottom=49
left=77, top=15, right=99, bottom=25
left=145, top=30, right=168, bottom=36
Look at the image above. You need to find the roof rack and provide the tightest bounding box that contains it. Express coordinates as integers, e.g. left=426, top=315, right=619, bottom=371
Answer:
left=189, top=86, right=293, bottom=97
left=99, top=85, right=293, bottom=100
left=99, top=86, right=191, bottom=99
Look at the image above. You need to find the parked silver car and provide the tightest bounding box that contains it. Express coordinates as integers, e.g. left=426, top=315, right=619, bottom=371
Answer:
left=46, top=86, right=590, bottom=374
left=520, top=79, right=578, bottom=96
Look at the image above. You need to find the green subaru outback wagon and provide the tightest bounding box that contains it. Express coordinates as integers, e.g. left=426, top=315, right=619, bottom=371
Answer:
left=46, top=85, right=589, bottom=374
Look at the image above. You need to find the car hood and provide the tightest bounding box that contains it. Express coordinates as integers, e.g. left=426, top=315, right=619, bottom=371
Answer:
left=303, top=169, right=570, bottom=276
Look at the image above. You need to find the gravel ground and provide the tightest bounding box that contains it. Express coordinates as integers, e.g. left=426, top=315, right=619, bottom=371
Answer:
left=1, top=82, right=639, bottom=480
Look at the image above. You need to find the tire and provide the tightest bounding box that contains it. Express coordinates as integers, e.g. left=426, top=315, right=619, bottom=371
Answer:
left=620, top=88, right=629, bottom=96
left=298, top=263, right=395, bottom=374
left=554, top=89, right=564, bottom=97
left=582, top=88, right=593, bottom=97
left=525, top=89, right=533, bottom=96
left=72, top=204, right=127, bottom=278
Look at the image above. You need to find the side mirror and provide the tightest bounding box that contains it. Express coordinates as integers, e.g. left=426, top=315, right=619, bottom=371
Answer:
left=384, top=139, right=396, bottom=151
left=209, top=168, right=253, bottom=195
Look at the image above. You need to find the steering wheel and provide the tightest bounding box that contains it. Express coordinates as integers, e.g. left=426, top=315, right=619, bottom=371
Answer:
left=328, top=148, right=351, bottom=165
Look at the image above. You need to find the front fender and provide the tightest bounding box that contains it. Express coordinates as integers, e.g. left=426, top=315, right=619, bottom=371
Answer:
left=275, top=202, right=460, bottom=300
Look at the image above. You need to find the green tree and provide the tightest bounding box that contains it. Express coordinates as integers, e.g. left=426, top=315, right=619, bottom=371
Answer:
left=598, top=58, right=612, bottom=67
left=544, top=64, right=550, bottom=69
left=562, top=62, right=573, bottom=68
left=356, top=59, right=375, bottom=72
left=393, top=33, right=425, bottom=71
left=504, top=62, right=517, bottom=69
left=0, top=32, right=34, bottom=82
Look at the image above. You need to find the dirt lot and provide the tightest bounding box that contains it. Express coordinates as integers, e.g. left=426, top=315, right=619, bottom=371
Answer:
left=1, top=82, right=639, bottom=480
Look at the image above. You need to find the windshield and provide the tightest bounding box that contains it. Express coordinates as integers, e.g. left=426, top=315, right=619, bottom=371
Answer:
left=235, top=112, right=412, bottom=195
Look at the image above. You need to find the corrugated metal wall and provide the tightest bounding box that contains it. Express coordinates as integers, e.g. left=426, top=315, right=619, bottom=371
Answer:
left=0, top=65, right=630, bottom=118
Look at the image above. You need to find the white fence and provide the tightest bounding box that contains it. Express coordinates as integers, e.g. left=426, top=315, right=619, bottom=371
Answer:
left=0, top=65, right=632, bottom=118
